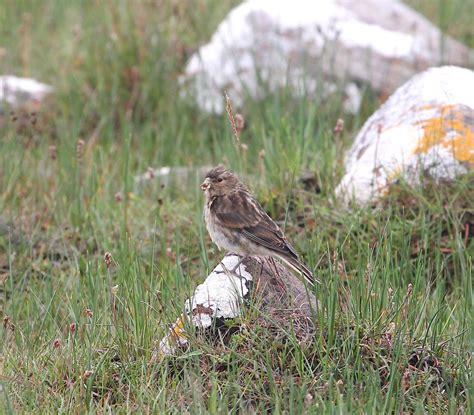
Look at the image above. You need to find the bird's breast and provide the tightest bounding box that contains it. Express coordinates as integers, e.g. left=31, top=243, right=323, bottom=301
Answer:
left=204, top=203, right=225, bottom=248
left=204, top=202, right=246, bottom=254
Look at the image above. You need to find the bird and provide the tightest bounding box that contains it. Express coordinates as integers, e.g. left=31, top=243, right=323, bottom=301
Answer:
left=200, top=165, right=316, bottom=286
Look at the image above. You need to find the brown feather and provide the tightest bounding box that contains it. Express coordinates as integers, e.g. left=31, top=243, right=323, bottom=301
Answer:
left=212, top=190, right=301, bottom=264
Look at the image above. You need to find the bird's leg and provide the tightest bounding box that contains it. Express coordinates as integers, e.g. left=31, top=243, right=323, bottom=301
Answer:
left=218, top=254, right=246, bottom=278
left=218, top=260, right=233, bottom=278
left=267, top=257, right=286, bottom=294
left=231, top=255, right=247, bottom=276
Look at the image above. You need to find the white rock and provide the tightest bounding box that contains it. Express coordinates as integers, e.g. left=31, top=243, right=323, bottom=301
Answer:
left=182, top=0, right=471, bottom=114
left=185, top=255, right=253, bottom=328
left=158, top=255, right=253, bottom=355
left=336, top=66, right=474, bottom=205
left=0, top=75, right=53, bottom=109
left=134, top=165, right=212, bottom=187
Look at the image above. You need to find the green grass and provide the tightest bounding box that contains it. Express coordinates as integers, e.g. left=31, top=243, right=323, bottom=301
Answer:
left=1, top=0, right=473, bottom=413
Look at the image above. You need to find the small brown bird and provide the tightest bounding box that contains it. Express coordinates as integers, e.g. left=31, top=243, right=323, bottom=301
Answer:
left=201, top=165, right=315, bottom=285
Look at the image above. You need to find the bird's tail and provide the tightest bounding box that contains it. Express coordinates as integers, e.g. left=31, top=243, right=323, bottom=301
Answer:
left=277, top=254, right=319, bottom=286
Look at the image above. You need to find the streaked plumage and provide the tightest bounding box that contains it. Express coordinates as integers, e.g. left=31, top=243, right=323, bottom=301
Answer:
left=201, top=166, right=315, bottom=286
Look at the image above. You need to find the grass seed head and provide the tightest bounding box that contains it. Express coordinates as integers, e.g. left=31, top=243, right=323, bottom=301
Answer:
left=334, top=118, right=344, bottom=136
left=48, top=144, right=57, bottom=160
left=76, top=139, right=85, bottom=160
left=83, top=370, right=93, bottom=381
left=104, top=252, right=112, bottom=268
left=114, top=192, right=123, bottom=203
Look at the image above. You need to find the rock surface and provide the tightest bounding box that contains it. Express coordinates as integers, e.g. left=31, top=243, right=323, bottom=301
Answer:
left=134, top=165, right=212, bottom=188
left=156, top=254, right=317, bottom=357
left=0, top=75, right=53, bottom=112
left=182, top=0, right=472, bottom=114
left=336, top=66, right=474, bottom=205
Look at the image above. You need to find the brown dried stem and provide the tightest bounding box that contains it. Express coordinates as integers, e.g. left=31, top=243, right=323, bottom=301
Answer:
left=224, top=91, right=240, bottom=146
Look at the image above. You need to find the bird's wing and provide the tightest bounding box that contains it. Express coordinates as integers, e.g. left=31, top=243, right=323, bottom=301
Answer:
left=212, top=190, right=299, bottom=258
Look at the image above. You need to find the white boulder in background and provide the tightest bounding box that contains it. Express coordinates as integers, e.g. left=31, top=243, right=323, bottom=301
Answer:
left=182, top=0, right=471, bottom=114
left=0, top=75, right=53, bottom=112
left=336, top=66, right=474, bottom=205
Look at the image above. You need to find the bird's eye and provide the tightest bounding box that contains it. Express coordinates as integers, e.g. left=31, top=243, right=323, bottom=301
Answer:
left=217, top=178, right=223, bottom=182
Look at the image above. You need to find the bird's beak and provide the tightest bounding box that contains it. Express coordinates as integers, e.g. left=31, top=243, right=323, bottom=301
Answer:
left=200, top=178, right=211, bottom=191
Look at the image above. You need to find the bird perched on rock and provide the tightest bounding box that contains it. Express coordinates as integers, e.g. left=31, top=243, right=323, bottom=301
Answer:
left=201, top=165, right=315, bottom=286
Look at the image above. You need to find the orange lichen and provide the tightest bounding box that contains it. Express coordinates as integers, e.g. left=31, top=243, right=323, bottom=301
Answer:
left=172, top=316, right=186, bottom=339
left=156, top=316, right=188, bottom=359
left=413, top=104, right=474, bottom=164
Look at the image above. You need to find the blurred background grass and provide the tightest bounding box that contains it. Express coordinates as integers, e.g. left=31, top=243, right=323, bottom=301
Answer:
left=0, top=0, right=473, bottom=413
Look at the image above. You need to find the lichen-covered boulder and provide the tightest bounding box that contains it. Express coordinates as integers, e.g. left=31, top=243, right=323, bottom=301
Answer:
left=336, top=66, right=474, bottom=205
left=181, top=0, right=471, bottom=114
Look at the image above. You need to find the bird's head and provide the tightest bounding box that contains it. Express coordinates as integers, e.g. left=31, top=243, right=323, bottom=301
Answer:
left=201, top=165, right=242, bottom=197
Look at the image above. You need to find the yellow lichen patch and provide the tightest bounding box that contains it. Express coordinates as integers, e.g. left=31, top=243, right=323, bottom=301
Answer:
left=414, top=104, right=474, bottom=164
left=419, top=103, right=437, bottom=112
left=172, top=315, right=186, bottom=339
left=157, top=316, right=187, bottom=358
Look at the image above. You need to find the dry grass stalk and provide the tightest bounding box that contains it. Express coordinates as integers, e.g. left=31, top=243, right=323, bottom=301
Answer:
left=224, top=91, right=240, bottom=146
